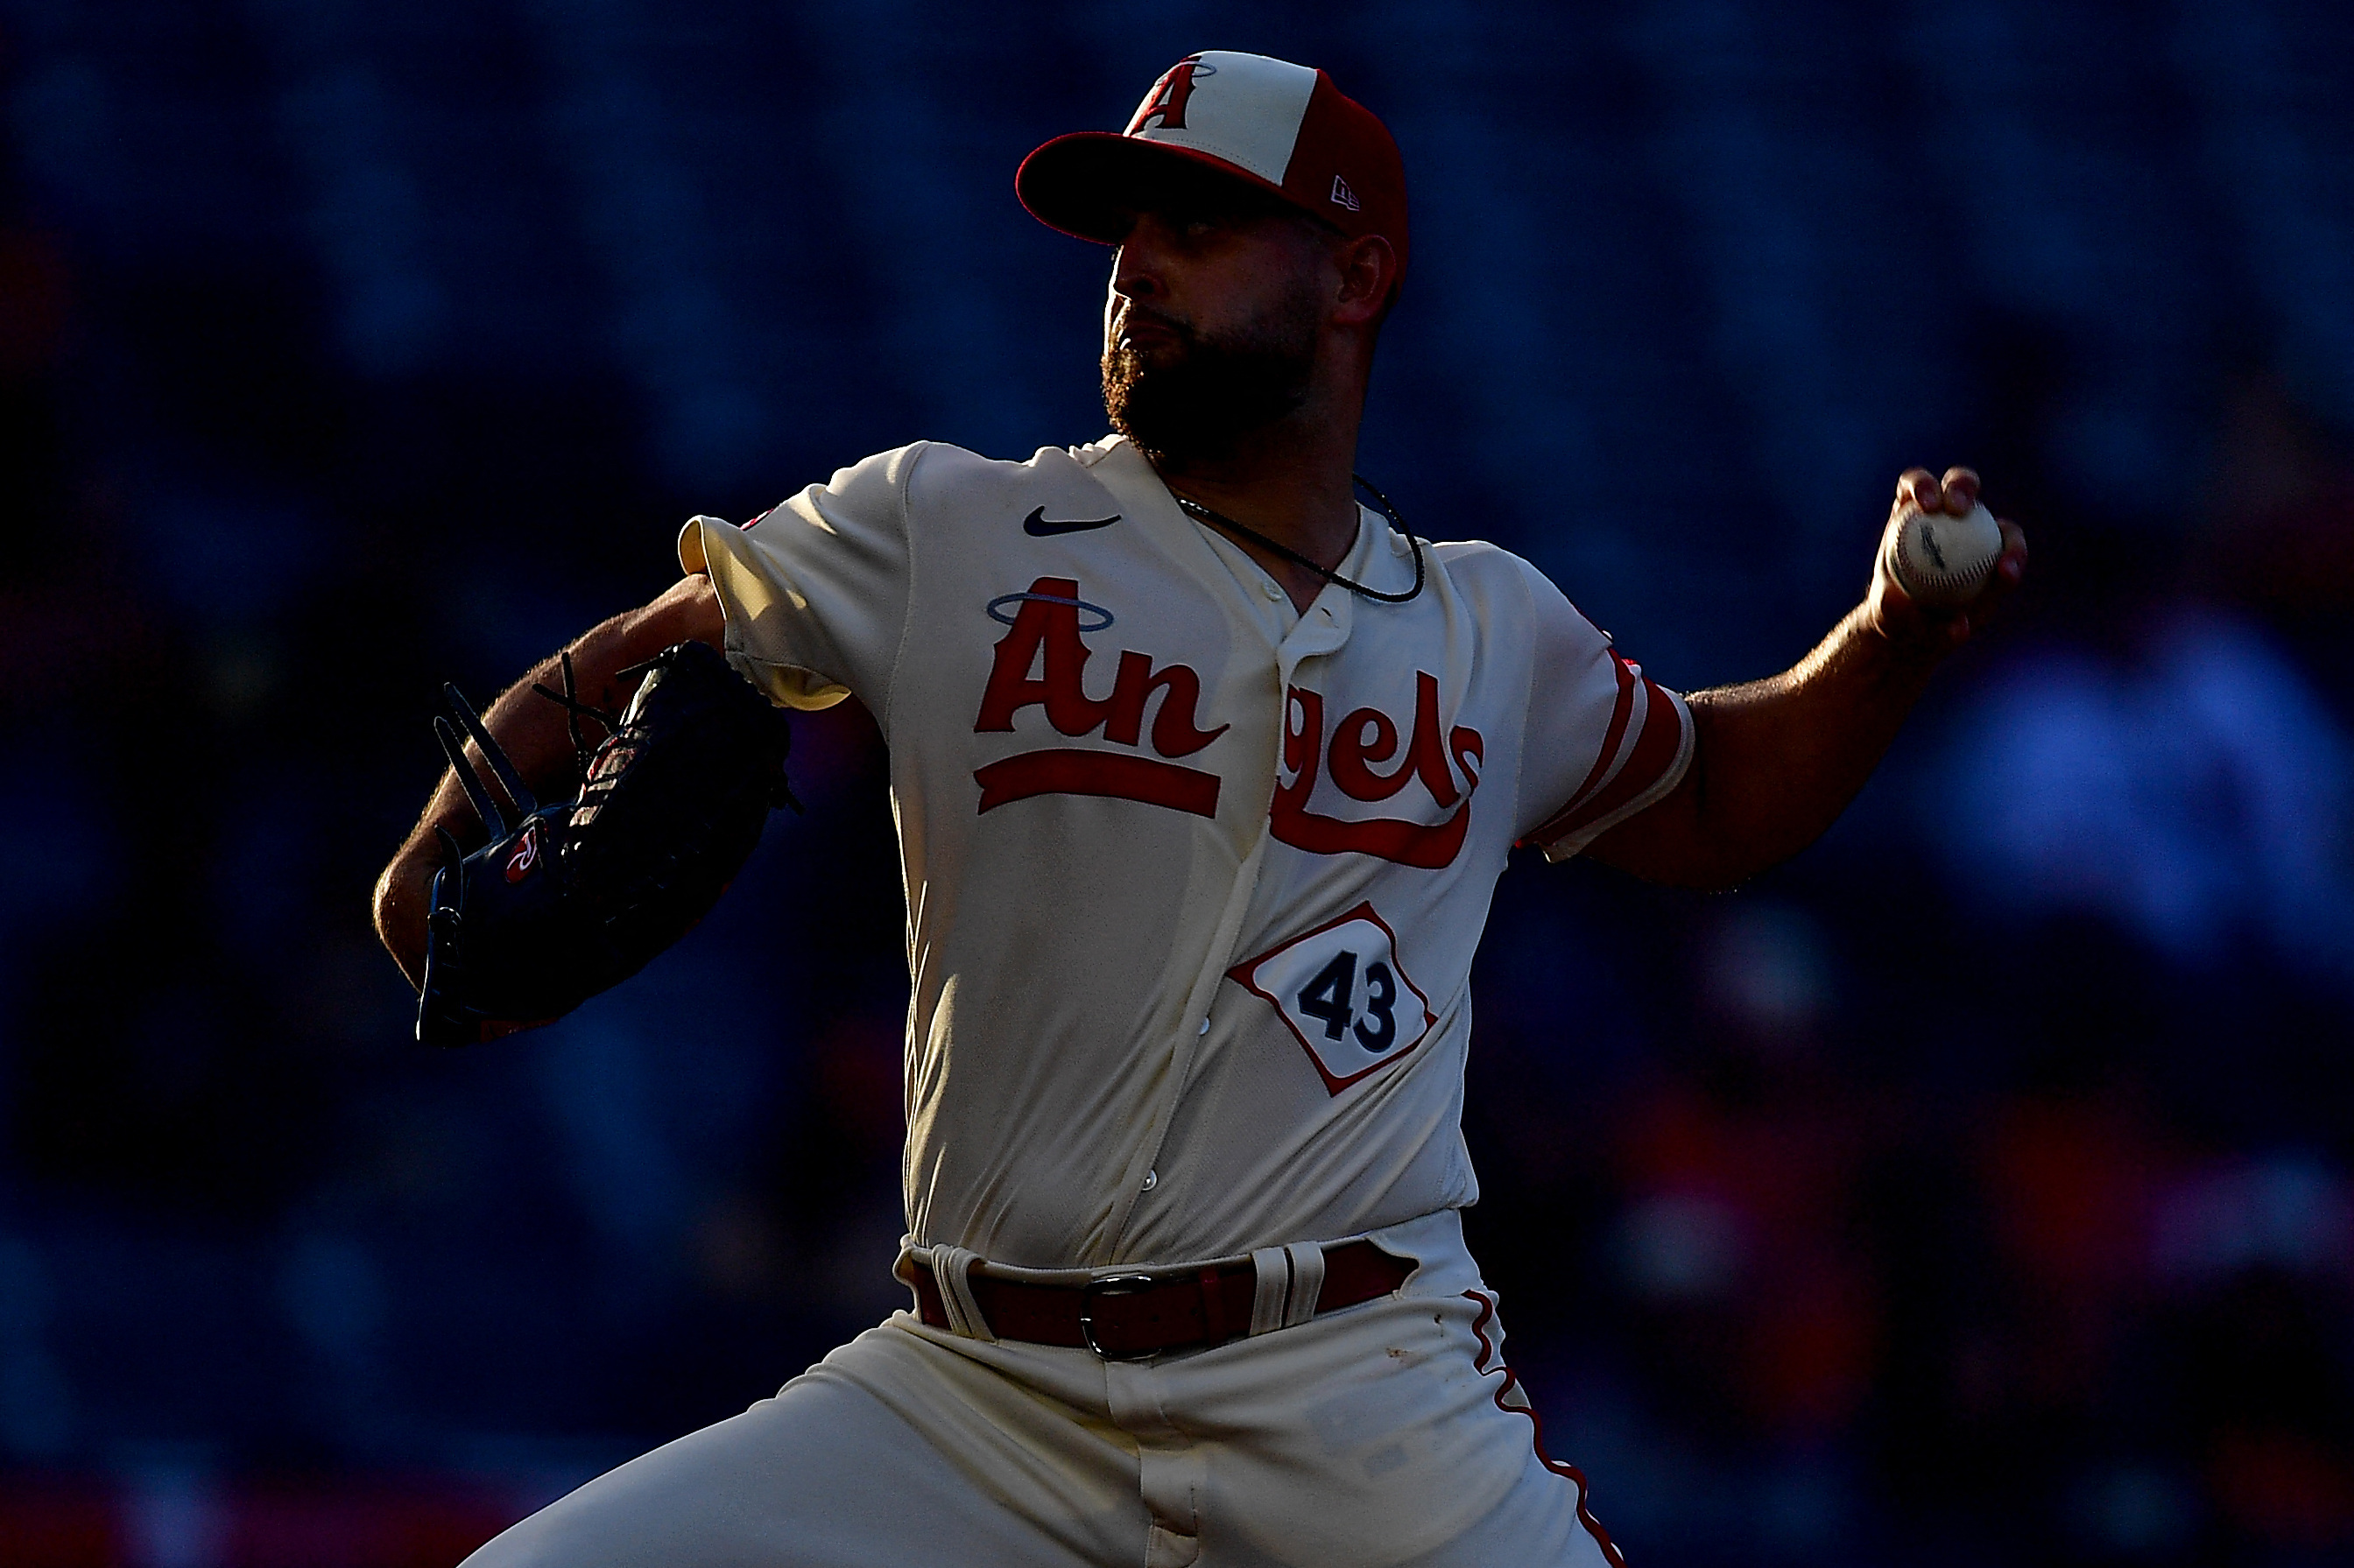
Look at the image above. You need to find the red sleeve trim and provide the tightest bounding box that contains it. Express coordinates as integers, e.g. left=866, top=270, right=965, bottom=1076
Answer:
left=1554, top=649, right=1639, bottom=824
left=1527, top=662, right=1689, bottom=849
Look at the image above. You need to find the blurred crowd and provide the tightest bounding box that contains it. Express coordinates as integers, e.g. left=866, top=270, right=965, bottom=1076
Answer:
left=3, top=2, right=2353, bottom=1564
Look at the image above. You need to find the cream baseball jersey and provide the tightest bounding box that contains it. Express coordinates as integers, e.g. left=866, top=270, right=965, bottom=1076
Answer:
left=679, top=435, right=1690, bottom=1271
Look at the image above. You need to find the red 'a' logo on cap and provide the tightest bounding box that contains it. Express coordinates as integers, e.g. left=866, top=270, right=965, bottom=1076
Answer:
left=1128, top=56, right=1206, bottom=134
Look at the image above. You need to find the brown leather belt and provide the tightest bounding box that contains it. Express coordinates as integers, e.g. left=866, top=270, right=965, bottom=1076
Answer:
left=912, top=1241, right=1413, bottom=1361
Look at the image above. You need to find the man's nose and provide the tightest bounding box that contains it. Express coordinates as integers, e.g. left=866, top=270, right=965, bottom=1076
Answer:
left=1111, top=216, right=1172, bottom=300
left=1110, top=265, right=1146, bottom=299
left=1111, top=247, right=1160, bottom=302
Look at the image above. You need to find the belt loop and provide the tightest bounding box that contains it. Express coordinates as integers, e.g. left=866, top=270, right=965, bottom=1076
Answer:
left=1248, top=1247, right=1289, bottom=1336
left=1280, top=1241, right=1325, bottom=1328
left=928, top=1246, right=997, bottom=1342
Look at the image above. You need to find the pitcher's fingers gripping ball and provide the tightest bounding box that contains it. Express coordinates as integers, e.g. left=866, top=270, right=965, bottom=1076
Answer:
left=1889, top=497, right=2004, bottom=607
left=1873, top=466, right=2027, bottom=650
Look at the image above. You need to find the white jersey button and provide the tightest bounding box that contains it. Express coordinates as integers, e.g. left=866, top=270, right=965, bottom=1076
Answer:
left=1261, top=580, right=1283, bottom=601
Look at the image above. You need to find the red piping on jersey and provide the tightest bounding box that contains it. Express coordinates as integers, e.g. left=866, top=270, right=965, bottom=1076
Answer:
left=1462, top=1290, right=1628, bottom=1568
left=1528, top=653, right=1683, bottom=847
left=1536, top=675, right=1683, bottom=842
left=1558, top=651, right=1639, bottom=817
left=975, top=749, right=1222, bottom=818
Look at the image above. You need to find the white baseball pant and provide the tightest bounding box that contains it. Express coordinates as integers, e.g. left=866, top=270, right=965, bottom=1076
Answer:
left=461, top=1210, right=1624, bottom=1568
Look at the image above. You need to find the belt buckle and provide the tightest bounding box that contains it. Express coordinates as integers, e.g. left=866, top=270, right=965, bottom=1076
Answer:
left=1079, top=1272, right=1160, bottom=1361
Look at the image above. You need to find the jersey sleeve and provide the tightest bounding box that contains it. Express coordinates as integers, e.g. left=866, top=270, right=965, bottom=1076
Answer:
left=1512, top=561, right=1695, bottom=861
left=676, top=443, right=922, bottom=716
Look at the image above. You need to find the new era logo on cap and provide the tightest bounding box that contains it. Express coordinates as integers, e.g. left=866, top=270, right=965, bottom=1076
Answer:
left=1017, top=49, right=1410, bottom=285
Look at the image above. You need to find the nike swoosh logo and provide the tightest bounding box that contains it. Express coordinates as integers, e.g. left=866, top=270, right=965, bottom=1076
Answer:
left=1024, top=506, right=1121, bottom=537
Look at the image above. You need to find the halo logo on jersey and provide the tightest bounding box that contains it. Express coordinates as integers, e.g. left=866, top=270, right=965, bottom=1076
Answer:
left=972, top=576, right=1230, bottom=817
left=1227, top=903, right=1438, bottom=1094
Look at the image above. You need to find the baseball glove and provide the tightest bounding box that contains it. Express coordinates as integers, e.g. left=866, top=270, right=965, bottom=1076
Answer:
left=417, top=640, right=798, bottom=1047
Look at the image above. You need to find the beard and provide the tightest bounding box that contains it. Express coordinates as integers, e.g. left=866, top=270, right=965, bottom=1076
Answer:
left=1102, top=291, right=1321, bottom=466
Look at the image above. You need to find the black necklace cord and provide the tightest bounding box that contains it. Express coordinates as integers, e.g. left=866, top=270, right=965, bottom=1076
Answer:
left=1172, top=472, right=1427, bottom=605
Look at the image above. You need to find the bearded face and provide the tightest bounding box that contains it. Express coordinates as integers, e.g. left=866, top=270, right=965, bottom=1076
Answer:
left=1102, top=276, right=1324, bottom=467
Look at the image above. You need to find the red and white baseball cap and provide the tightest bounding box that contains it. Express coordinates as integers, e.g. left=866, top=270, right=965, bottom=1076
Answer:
left=1018, top=51, right=1409, bottom=284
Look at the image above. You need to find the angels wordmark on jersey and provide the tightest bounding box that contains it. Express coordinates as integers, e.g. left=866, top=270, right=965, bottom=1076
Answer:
left=680, top=433, right=1692, bottom=1273
left=971, top=570, right=1490, bottom=872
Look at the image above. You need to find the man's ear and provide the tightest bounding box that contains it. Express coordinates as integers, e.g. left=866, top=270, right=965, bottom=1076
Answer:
left=1332, top=234, right=1398, bottom=327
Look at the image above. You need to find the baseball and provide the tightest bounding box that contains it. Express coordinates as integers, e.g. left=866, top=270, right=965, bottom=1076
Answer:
left=1889, top=501, right=2003, bottom=607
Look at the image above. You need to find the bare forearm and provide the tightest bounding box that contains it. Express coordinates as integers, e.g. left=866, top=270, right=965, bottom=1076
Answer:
left=1695, top=608, right=1939, bottom=875
left=1588, top=608, right=1939, bottom=888
left=370, top=573, right=723, bottom=988
left=1587, top=466, right=2026, bottom=889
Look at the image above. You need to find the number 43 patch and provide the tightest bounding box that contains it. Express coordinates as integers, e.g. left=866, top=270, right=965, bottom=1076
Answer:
left=1227, top=903, right=1439, bottom=1095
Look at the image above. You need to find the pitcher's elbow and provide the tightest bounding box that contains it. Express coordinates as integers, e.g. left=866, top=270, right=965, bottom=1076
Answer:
left=371, top=860, right=429, bottom=991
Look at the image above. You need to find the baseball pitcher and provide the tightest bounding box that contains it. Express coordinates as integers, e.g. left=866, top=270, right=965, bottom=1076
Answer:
left=373, top=51, right=2026, bottom=1568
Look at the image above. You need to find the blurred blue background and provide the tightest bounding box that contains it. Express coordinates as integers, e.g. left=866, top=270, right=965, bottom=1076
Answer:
left=3, top=1, right=2353, bottom=1563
